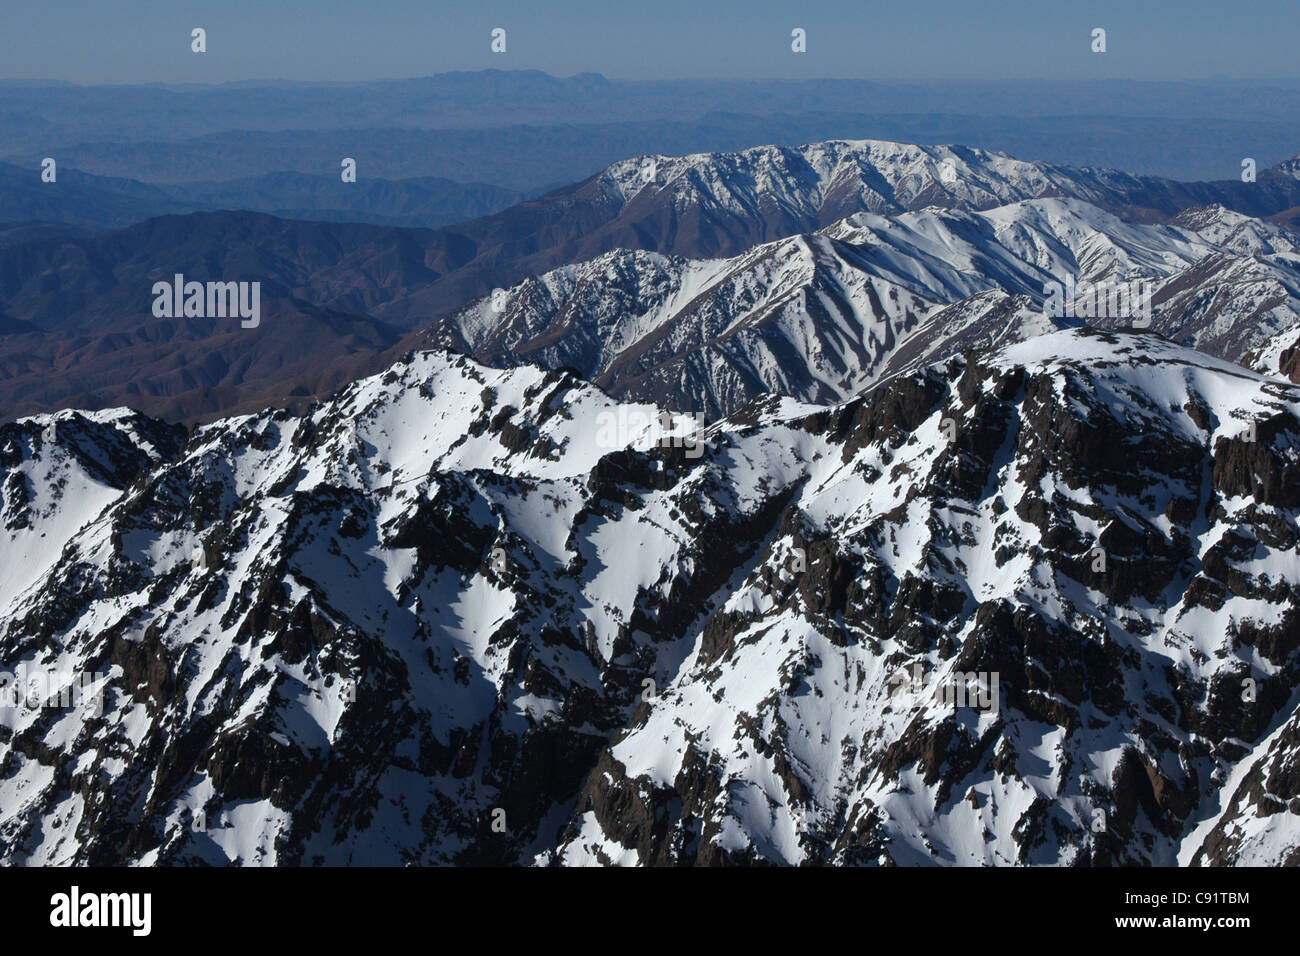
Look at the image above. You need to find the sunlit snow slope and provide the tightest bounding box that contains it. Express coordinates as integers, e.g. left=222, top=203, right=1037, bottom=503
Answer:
left=1, top=330, right=1299, bottom=865
left=426, top=199, right=1300, bottom=417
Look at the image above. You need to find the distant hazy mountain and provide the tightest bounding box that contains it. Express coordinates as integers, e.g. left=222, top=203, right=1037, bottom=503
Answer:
left=160, top=172, right=522, bottom=229
left=0, top=162, right=521, bottom=230
left=0, top=161, right=190, bottom=228
left=7, top=72, right=1299, bottom=143
left=4, top=72, right=1300, bottom=182
left=14, top=116, right=1299, bottom=195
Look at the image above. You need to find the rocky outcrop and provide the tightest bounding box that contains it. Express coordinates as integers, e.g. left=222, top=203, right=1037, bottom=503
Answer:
left=2, top=330, right=1300, bottom=866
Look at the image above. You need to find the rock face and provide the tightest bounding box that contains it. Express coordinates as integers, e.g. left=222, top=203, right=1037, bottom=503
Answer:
left=1, top=328, right=1299, bottom=866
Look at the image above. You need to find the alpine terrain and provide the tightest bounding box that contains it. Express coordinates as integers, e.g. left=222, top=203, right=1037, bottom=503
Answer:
left=2, top=328, right=1299, bottom=866
left=426, top=197, right=1300, bottom=416
left=5, top=140, right=1300, bottom=424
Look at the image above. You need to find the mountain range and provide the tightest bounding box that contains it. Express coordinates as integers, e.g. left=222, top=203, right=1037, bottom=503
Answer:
left=6, top=73, right=1300, bottom=186
left=2, top=329, right=1298, bottom=864
left=5, top=129, right=1300, bottom=868
left=0, top=162, right=523, bottom=232
left=3, top=140, right=1300, bottom=423
left=424, top=197, right=1300, bottom=415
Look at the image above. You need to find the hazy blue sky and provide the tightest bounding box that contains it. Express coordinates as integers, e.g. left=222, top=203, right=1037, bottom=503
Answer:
left=4, top=0, right=1298, bottom=84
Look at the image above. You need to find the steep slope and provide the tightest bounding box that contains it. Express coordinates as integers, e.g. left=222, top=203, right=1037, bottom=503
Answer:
left=1, top=330, right=1299, bottom=866
left=421, top=235, right=949, bottom=418
left=1141, top=253, right=1300, bottom=365
left=550, top=330, right=1300, bottom=866
left=425, top=199, right=1300, bottom=416
left=826, top=199, right=1221, bottom=294
left=839, top=202, right=1300, bottom=376
left=0, top=410, right=186, bottom=610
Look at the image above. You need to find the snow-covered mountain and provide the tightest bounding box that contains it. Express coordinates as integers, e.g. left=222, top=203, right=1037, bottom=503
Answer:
left=2, top=329, right=1299, bottom=866
left=6, top=139, right=1300, bottom=427
left=423, top=234, right=964, bottom=418
left=598, top=140, right=1300, bottom=228
left=599, top=140, right=1105, bottom=223
left=0, top=410, right=186, bottom=610
left=424, top=198, right=1300, bottom=416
